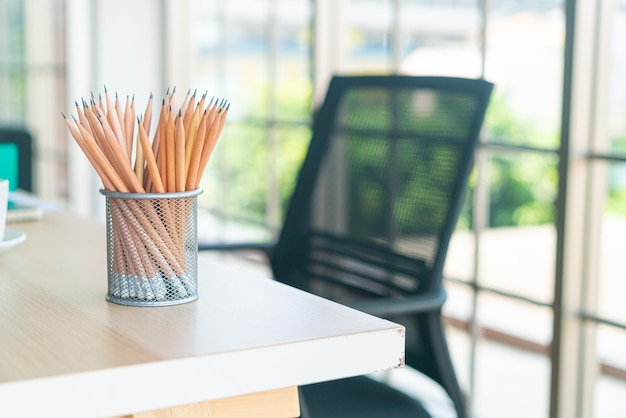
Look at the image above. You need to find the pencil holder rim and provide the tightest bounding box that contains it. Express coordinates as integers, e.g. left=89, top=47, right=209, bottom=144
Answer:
left=100, top=188, right=203, bottom=199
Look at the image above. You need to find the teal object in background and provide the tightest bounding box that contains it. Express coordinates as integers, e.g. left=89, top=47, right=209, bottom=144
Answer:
left=0, top=143, right=18, bottom=191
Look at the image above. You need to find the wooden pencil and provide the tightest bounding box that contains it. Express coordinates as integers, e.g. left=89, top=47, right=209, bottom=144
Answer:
left=105, top=87, right=127, bottom=161
left=195, top=104, right=228, bottom=189
left=185, top=110, right=208, bottom=190
left=124, top=95, right=135, bottom=161
left=63, top=114, right=115, bottom=191
left=175, top=111, right=186, bottom=192
left=165, top=107, right=176, bottom=192
left=184, top=95, right=203, bottom=175
left=137, top=118, right=165, bottom=193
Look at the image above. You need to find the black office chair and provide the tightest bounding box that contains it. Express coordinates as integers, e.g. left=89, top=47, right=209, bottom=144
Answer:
left=0, top=126, right=34, bottom=192
left=199, top=75, right=493, bottom=418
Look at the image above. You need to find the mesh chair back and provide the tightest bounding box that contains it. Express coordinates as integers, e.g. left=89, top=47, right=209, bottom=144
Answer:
left=274, top=76, right=491, bottom=295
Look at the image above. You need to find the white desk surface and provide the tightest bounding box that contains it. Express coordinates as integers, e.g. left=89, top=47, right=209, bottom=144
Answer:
left=0, top=212, right=405, bottom=417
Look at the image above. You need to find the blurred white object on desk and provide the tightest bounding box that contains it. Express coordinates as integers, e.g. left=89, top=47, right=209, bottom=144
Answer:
left=7, top=189, right=62, bottom=223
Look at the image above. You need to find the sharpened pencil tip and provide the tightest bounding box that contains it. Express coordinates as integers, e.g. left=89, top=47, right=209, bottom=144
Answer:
left=149, top=92, right=153, bottom=99
left=104, top=85, right=108, bottom=93
left=61, top=112, right=67, bottom=119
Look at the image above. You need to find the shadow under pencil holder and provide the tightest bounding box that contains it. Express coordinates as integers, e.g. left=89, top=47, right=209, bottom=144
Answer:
left=101, top=188, right=202, bottom=307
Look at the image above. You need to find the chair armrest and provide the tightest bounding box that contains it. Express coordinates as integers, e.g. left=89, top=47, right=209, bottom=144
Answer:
left=346, top=288, right=447, bottom=317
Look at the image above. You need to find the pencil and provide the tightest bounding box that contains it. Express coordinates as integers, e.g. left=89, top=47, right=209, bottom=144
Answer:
left=166, top=107, right=176, bottom=192
left=185, top=109, right=208, bottom=190
left=137, top=117, right=165, bottom=193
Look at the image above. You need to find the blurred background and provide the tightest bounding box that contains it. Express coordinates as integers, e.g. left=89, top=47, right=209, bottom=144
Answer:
left=1, top=0, right=625, bottom=417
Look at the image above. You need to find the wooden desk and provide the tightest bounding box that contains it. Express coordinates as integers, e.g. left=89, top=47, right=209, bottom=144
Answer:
left=0, top=212, right=405, bottom=417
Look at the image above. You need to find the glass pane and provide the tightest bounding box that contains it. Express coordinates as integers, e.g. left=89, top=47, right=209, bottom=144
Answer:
left=483, top=1, right=565, bottom=148
left=276, top=0, right=311, bottom=26
left=473, top=292, right=552, bottom=418
left=274, top=57, right=312, bottom=122
left=0, top=0, right=25, bottom=61
left=0, top=71, right=26, bottom=123
left=192, top=0, right=274, bottom=117
left=345, top=0, right=393, bottom=72
left=191, top=0, right=313, bottom=235
left=400, top=0, right=482, bottom=78
left=477, top=150, right=557, bottom=303
left=199, top=123, right=268, bottom=224
left=477, top=292, right=552, bottom=352
left=487, top=150, right=558, bottom=227
left=597, top=161, right=626, bottom=324
left=275, top=125, right=311, bottom=217
left=445, top=325, right=472, bottom=396
left=473, top=338, right=550, bottom=417
left=444, top=176, right=477, bottom=282
left=595, top=375, right=626, bottom=418
left=478, top=224, right=555, bottom=303
left=443, top=281, right=474, bottom=337
left=608, top=1, right=626, bottom=152
left=444, top=224, right=476, bottom=282
left=224, top=26, right=272, bottom=118
left=198, top=123, right=309, bottom=229
left=594, top=325, right=626, bottom=417
left=0, top=0, right=26, bottom=122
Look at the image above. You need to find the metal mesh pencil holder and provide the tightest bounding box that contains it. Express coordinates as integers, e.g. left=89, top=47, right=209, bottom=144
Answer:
left=101, top=188, right=202, bottom=306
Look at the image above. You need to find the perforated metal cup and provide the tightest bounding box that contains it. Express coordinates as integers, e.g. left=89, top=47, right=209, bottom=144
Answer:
left=101, top=189, right=202, bottom=306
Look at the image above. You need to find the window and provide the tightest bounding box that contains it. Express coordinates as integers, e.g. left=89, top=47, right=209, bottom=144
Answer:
left=190, top=0, right=313, bottom=240
left=2, top=0, right=625, bottom=415
left=0, top=0, right=67, bottom=202
left=188, top=0, right=626, bottom=416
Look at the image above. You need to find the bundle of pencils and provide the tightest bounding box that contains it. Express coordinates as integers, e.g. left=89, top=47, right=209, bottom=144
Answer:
left=63, top=86, right=228, bottom=193
left=63, top=87, right=229, bottom=302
